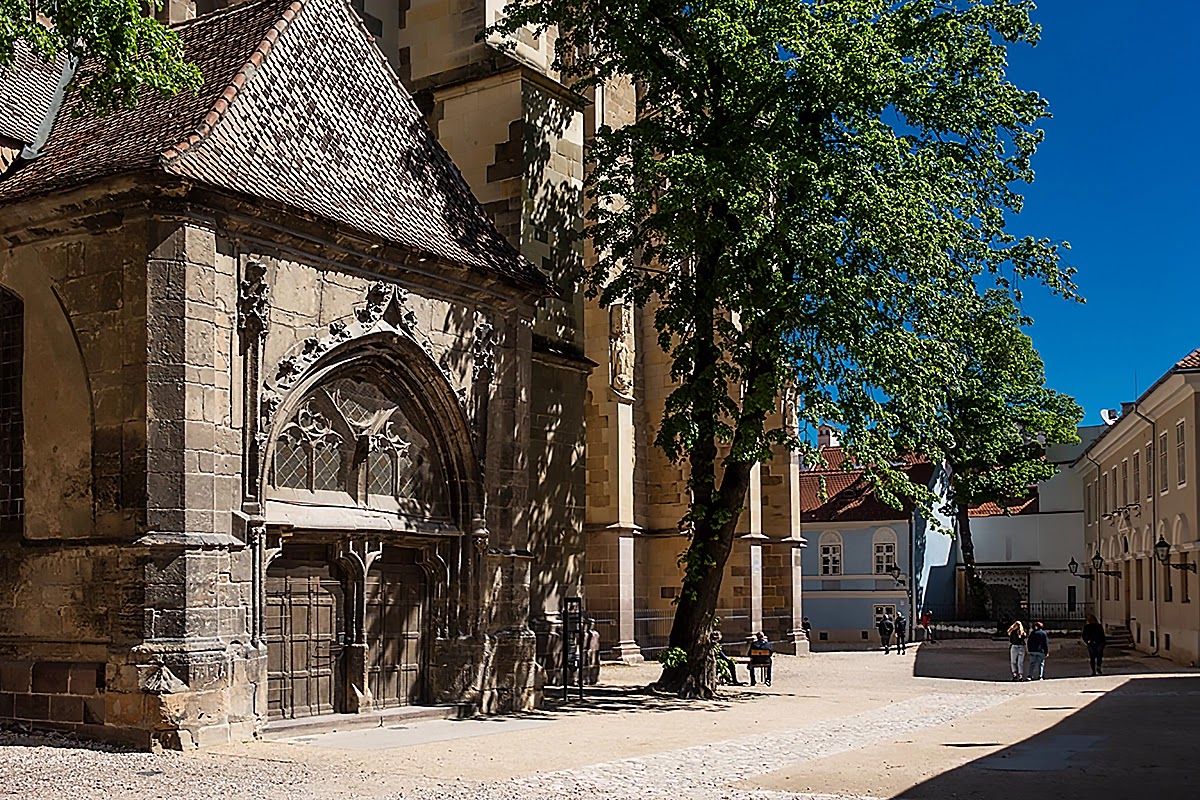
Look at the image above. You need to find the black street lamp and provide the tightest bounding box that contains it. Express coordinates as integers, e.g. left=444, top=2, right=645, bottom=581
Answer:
left=1093, top=549, right=1122, bottom=578
left=1155, top=534, right=1198, bottom=573
left=887, top=563, right=905, bottom=586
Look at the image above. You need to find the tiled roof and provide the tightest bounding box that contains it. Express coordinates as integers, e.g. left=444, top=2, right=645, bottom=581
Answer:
left=1176, top=348, right=1200, bottom=371
left=799, top=447, right=933, bottom=523
left=0, top=0, right=544, bottom=291
left=0, top=44, right=67, bottom=145
left=968, top=490, right=1039, bottom=518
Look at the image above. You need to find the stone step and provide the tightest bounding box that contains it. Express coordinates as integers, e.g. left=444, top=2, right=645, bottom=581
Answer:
left=262, top=703, right=471, bottom=740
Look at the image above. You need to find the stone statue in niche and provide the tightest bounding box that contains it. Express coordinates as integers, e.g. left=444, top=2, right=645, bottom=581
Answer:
left=609, top=303, right=634, bottom=398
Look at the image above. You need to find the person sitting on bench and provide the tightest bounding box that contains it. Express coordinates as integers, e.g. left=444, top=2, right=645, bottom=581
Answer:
left=748, top=632, right=773, bottom=686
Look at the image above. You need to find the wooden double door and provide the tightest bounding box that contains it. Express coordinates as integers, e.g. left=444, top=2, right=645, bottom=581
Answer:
left=266, top=544, right=426, bottom=720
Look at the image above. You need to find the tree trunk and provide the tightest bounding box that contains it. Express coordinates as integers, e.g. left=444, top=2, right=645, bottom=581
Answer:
left=956, top=502, right=989, bottom=618
left=653, top=463, right=753, bottom=698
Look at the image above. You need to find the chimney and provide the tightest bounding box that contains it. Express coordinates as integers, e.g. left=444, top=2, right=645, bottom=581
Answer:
left=1121, top=402, right=1136, bottom=417
left=817, top=424, right=840, bottom=449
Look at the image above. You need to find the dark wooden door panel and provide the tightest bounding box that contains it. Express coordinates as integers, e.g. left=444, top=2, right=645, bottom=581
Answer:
left=365, top=549, right=425, bottom=708
left=266, top=558, right=344, bottom=720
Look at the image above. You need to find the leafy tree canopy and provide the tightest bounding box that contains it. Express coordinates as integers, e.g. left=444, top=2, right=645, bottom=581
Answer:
left=930, top=290, right=1082, bottom=566
left=496, top=0, right=1077, bottom=696
left=1, top=1, right=199, bottom=113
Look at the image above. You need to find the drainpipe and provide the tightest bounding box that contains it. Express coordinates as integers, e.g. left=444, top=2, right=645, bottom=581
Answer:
left=1082, top=450, right=1105, bottom=628
left=1129, top=404, right=1160, bottom=655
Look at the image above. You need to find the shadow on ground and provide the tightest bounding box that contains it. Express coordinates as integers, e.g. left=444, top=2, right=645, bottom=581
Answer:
left=912, top=640, right=1184, bottom=682
left=896, top=673, right=1200, bottom=799
left=531, top=682, right=775, bottom=717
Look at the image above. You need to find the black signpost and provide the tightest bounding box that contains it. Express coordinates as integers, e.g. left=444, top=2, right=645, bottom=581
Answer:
left=562, top=597, right=585, bottom=701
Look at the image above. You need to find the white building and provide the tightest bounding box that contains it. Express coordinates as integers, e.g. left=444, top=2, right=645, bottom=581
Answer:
left=959, top=426, right=1105, bottom=617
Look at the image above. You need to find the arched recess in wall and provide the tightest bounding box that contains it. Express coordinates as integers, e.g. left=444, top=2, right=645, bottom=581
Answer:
left=1174, top=515, right=1191, bottom=546
left=0, top=264, right=93, bottom=540
left=262, top=331, right=481, bottom=532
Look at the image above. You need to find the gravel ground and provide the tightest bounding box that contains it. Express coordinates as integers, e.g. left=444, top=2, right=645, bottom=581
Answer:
left=2, top=642, right=1194, bottom=800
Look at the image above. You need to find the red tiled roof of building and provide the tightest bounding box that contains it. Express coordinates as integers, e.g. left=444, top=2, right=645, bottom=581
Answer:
left=968, top=490, right=1040, bottom=518
left=799, top=446, right=933, bottom=522
left=1176, top=348, right=1200, bottom=371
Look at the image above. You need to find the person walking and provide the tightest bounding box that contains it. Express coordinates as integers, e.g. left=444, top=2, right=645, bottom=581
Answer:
left=1081, top=614, right=1107, bottom=676
left=894, top=611, right=908, bottom=654
left=921, top=609, right=936, bottom=643
left=1026, top=621, right=1049, bottom=681
left=801, top=616, right=812, bottom=641
left=1006, top=621, right=1028, bottom=680
left=877, top=613, right=895, bottom=654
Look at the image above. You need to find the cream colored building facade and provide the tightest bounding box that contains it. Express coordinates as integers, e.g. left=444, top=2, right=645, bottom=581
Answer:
left=1074, top=349, right=1200, bottom=665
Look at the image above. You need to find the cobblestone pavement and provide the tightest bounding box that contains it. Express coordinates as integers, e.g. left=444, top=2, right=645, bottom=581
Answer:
left=510, top=693, right=1006, bottom=798
left=1, top=644, right=1196, bottom=800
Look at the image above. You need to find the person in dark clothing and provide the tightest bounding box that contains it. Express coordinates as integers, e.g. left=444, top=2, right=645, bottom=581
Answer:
left=1081, top=614, right=1107, bottom=675
left=748, top=632, right=773, bottom=686
left=1026, top=621, right=1050, bottom=681
left=877, top=614, right=895, bottom=654
left=894, top=612, right=908, bottom=654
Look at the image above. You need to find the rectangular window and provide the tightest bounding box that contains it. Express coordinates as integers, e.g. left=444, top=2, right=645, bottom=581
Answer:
left=874, top=542, right=896, bottom=575
left=820, top=544, right=842, bottom=576
left=873, top=604, right=896, bottom=625
left=1067, top=584, right=1077, bottom=612
left=1146, top=443, right=1155, bottom=499
left=1160, top=432, right=1169, bottom=492
left=1084, top=483, right=1093, bottom=525
left=1133, top=453, right=1141, bottom=504
left=1177, top=420, right=1187, bottom=486
left=0, top=288, right=22, bottom=536
left=1165, top=560, right=1173, bottom=603
left=1101, top=474, right=1109, bottom=515
left=1136, top=558, right=1145, bottom=600
left=1121, top=460, right=1129, bottom=506
left=1184, top=555, right=1192, bottom=604
left=1104, top=574, right=1111, bottom=601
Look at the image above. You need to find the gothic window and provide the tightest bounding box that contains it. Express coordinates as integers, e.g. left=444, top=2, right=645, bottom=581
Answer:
left=274, top=399, right=345, bottom=492
left=0, top=287, right=21, bottom=535
left=270, top=375, right=448, bottom=518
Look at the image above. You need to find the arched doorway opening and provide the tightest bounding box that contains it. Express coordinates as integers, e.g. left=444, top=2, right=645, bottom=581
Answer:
left=260, top=335, right=479, bottom=721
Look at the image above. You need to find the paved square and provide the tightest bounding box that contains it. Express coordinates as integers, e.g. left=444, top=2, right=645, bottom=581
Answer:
left=1, top=641, right=1195, bottom=800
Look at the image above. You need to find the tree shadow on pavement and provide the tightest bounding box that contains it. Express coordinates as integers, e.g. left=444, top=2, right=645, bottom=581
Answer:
left=895, top=674, right=1200, bottom=799
left=528, top=683, right=773, bottom=718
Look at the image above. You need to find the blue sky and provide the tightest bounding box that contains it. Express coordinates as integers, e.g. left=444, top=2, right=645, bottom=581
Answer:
left=1003, top=2, right=1199, bottom=424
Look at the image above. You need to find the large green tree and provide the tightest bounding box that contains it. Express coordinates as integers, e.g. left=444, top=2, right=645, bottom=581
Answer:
left=1, top=0, right=198, bottom=113
left=494, top=0, right=1076, bottom=696
left=932, top=291, right=1082, bottom=615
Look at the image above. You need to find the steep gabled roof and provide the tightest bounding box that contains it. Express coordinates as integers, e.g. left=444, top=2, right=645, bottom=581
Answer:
left=0, top=44, right=67, bottom=146
left=0, top=0, right=545, bottom=291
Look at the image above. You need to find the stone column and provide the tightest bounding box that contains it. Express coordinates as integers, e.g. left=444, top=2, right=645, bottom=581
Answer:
left=614, top=531, right=643, bottom=662
left=788, top=544, right=811, bottom=654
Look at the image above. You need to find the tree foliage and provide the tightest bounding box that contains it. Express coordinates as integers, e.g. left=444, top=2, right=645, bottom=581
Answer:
left=492, top=0, right=1077, bottom=696
left=1, top=0, right=199, bottom=113
left=931, top=291, right=1082, bottom=590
